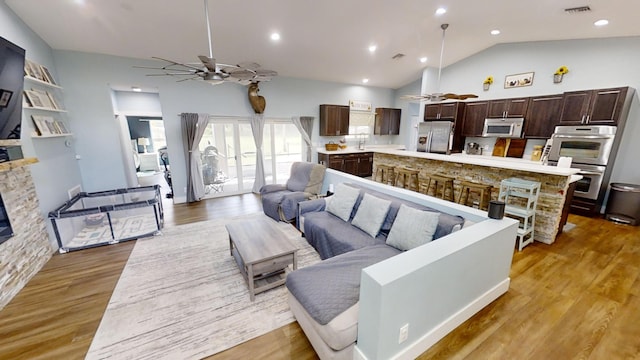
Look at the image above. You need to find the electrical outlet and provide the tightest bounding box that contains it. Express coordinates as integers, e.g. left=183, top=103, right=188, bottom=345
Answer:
left=398, top=323, right=409, bottom=344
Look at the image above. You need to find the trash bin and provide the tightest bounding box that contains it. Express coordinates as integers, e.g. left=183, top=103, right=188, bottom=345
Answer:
left=605, top=183, right=640, bottom=225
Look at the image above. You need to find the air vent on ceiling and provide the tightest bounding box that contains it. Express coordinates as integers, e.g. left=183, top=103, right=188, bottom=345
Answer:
left=391, top=53, right=405, bottom=60
left=564, top=6, right=591, bottom=13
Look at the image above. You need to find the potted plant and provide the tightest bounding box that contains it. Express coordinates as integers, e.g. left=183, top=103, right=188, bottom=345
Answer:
left=554, top=66, right=569, bottom=83
left=483, top=76, right=493, bottom=91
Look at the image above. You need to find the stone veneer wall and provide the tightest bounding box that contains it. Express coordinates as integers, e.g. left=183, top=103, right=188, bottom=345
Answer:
left=374, top=153, right=571, bottom=244
left=0, top=165, right=53, bottom=310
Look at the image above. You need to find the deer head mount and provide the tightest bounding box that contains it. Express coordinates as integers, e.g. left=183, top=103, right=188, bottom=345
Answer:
left=248, top=82, right=266, bottom=114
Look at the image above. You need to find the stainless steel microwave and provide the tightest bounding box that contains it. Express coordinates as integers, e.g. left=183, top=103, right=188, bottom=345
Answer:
left=482, top=117, right=524, bottom=138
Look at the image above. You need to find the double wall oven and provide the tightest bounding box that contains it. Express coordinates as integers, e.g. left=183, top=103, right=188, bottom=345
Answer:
left=549, top=125, right=616, bottom=204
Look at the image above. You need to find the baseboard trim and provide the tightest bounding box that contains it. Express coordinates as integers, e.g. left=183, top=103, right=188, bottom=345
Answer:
left=354, top=278, right=510, bottom=360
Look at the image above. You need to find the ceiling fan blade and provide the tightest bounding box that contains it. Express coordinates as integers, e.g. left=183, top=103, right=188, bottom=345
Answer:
left=457, top=94, right=479, bottom=100
left=237, top=62, right=261, bottom=70
left=198, top=55, right=216, bottom=72
left=145, top=73, right=195, bottom=76
left=229, top=70, right=257, bottom=80
left=151, top=56, right=205, bottom=72
left=255, top=69, right=278, bottom=77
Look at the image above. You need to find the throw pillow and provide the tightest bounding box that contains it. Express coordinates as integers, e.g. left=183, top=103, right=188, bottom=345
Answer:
left=386, top=204, right=440, bottom=251
left=325, top=183, right=361, bottom=221
left=351, top=193, right=392, bottom=237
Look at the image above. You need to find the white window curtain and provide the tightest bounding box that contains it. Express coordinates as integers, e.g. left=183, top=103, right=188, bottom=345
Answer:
left=250, top=114, right=266, bottom=193
left=181, top=113, right=209, bottom=202
left=293, top=116, right=314, bottom=162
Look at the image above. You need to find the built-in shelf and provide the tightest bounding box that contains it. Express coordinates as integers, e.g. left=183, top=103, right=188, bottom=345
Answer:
left=24, top=106, right=67, bottom=113
left=31, top=133, right=73, bottom=139
left=0, top=158, right=39, bottom=173
left=24, top=75, right=63, bottom=90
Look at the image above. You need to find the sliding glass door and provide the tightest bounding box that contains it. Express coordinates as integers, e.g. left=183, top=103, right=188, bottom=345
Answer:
left=199, top=117, right=303, bottom=198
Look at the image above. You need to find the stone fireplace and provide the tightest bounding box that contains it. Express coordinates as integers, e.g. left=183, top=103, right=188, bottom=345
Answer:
left=0, top=159, right=53, bottom=310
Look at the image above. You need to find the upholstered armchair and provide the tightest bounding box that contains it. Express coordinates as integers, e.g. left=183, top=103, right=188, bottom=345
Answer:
left=260, top=162, right=326, bottom=222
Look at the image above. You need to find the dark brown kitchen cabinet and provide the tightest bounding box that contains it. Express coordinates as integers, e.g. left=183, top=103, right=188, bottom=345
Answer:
left=461, top=101, right=489, bottom=136
left=318, top=152, right=373, bottom=177
left=320, top=104, right=350, bottom=136
left=523, top=94, right=564, bottom=138
left=558, top=87, right=628, bottom=126
left=424, top=102, right=464, bottom=120
left=374, top=108, right=401, bottom=135
left=487, top=97, right=529, bottom=118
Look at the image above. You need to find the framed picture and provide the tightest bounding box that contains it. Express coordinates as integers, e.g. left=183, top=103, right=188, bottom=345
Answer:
left=24, top=90, right=45, bottom=108
left=31, top=115, right=51, bottom=136
left=40, top=65, right=57, bottom=85
left=0, top=89, right=13, bottom=108
left=34, top=89, right=54, bottom=109
left=504, top=72, right=534, bottom=88
left=24, top=59, right=37, bottom=78
left=54, top=120, right=69, bottom=134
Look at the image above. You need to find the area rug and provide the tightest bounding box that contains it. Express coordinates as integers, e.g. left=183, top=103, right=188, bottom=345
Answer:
left=85, top=213, right=321, bottom=360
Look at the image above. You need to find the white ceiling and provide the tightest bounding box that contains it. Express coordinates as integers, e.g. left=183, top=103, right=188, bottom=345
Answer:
left=6, top=0, right=640, bottom=89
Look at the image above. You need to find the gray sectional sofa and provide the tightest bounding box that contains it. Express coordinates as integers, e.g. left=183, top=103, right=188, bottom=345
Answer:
left=287, top=183, right=468, bottom=359
left=285, top=169, right=519, bottom=360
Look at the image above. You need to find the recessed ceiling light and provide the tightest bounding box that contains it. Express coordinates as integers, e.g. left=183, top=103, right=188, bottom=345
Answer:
left=132, top=86, right=142, bottom=92
left=490, top=29, right=501, bottom=35
left=74, top=0, right=85, bottom=4
left=419, top=57, right=428, bottom=63
left=362, top=78, right=369, bottom=84
left=270, top=32, right=281, bottom=41
left=368, top=45, right=377, bottom=53
left=594, top=19, right=609, bottom=26
left=435, top=7, right=447, bottom=15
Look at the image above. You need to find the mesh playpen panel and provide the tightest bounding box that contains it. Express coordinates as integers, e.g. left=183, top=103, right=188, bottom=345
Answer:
left=50, top=185, right=163, bottom=252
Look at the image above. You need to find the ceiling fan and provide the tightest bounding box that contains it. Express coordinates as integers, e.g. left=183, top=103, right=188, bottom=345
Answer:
left=401, top=24, right=478, bottom=102
left=135, top=0, right=277, bottom=85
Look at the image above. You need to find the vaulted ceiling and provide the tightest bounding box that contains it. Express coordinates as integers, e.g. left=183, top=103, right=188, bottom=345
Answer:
left=6, top=0, right=640, bottom=89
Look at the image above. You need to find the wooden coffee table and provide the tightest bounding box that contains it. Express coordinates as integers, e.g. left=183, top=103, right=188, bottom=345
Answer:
left=226, top=217, right=298, bottom=301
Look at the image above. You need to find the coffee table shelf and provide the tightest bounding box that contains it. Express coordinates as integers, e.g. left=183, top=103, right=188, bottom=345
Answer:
left=226, top=218, right=298, bottom=301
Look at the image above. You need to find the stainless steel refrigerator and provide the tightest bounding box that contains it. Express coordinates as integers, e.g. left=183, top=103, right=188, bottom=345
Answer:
left=417, top=121, right=454, bottom=154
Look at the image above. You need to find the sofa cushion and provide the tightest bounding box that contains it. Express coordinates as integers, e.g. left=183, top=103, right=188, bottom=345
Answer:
left=326, top=183, right=360, bottom=221
left=286, top=244, right=401, bottom=325
left=351, top=193, right=391, bottom=238
left=344, top=183, right=465, bottom=240
left=386, top=204, right=440, bottom=251
left=303, top=211, right=386, bottom=259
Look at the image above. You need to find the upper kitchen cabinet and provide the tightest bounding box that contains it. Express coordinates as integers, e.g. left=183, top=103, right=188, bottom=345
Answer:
left=374, top=107, right=401, bottom=135
left=319, top=104, right=350, bottom=136
left=523, top=94, right=564, bottom=138
left=558, top=87, right=629, bottom=126
left=460, top=101, right=489, bottom=136
left=424, top=102, right=464, bottom=120
left=487, top=97, right=529, bottom=118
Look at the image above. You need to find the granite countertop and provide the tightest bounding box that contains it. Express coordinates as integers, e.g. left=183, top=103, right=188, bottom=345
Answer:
left=374, top=149, right=581, bottom=177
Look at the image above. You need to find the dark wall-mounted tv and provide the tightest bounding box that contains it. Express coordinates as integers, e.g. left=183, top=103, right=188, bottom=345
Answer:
left=0, top=36, right=26, bottom=140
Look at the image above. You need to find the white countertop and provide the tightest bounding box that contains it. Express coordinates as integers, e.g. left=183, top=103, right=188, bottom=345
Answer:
left=317, top=144, right=405, bottom=155
left=374, top=149, right=581, bottom=177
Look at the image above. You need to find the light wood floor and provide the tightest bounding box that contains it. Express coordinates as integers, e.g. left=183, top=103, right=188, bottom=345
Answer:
left=0, top=194, right=639, bottom=360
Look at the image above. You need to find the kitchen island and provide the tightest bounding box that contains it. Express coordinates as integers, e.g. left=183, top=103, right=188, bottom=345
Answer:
left=373, top=149, right=581, bottom=245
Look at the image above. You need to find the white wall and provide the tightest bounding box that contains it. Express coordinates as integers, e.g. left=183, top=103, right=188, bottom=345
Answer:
left=1, top=2, right=82, bottom=248
left=51, top=50, right=397, bottom=202
left=434, top=37, right=640, bottom=185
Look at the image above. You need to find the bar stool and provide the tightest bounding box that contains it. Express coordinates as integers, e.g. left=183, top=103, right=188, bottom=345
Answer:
left=427, top=174, right=455, bottom=201
left=457, top=181, right=492, bottom=210
left=394, top=167, right=420, bottom=192
left=374, top=164, right=395, bottom=185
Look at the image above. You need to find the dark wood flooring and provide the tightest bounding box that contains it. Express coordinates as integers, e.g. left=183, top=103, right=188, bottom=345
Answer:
left=0, top=193, right=639, bottom=359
